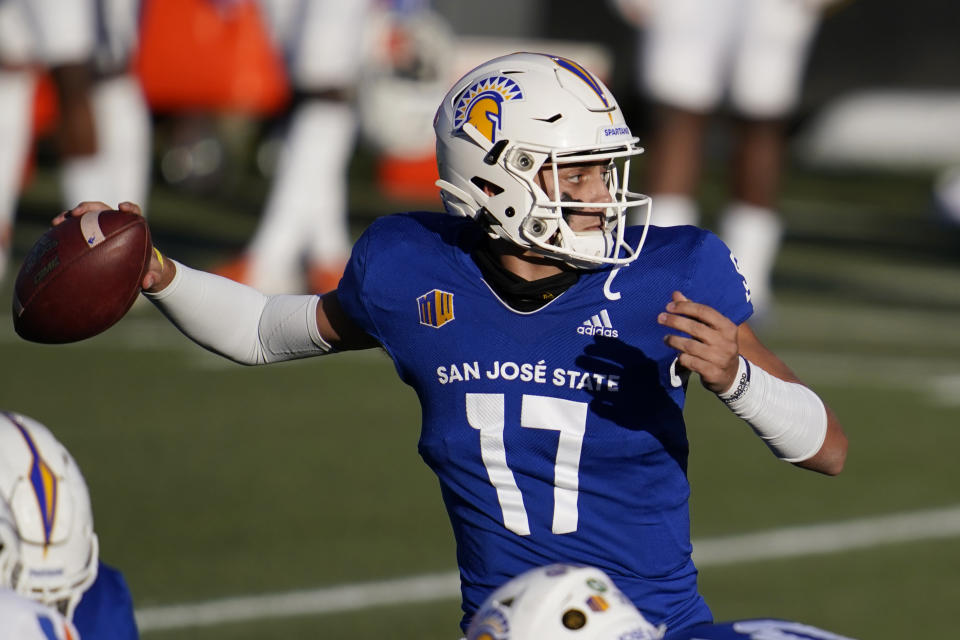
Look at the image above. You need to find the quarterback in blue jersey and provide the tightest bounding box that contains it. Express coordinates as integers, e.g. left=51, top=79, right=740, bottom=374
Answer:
left=59, top=52, right=847, bottom=636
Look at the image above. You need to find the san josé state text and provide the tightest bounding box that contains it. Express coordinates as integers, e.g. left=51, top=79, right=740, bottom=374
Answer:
left=436, top=361, right=620, bottom=392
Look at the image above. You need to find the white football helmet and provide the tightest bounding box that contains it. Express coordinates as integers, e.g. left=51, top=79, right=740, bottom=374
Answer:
left=467, top=564, right=665, bottom=640
left=435, top=52, right=651, bottom=269
left=0, top=412, right=99, bottom=619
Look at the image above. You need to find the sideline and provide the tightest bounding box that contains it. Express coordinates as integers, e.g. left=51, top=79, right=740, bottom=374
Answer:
left=136, top=504, right=960, bottom=632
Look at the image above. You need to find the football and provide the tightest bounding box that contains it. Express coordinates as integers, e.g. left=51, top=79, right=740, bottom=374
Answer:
left=12, top=210, right=152, bottom=343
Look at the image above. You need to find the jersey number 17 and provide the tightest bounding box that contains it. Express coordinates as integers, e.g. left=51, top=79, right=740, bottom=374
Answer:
left=466, top=393, right=587, bottom=536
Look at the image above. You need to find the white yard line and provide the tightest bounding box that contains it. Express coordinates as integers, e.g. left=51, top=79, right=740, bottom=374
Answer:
left=691, top=504, right=960, bottom=565
left=136, top=571, right=461, bottom=632
left=136, top=504, right=960, bottom=632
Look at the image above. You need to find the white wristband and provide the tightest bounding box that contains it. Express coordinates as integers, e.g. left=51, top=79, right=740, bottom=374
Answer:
left=718, top=356, right=828, bottom=462
left=144, top=260, right=331, bottom=364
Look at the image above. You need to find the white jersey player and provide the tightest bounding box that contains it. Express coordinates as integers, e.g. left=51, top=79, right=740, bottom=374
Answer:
left=620, top=0, right=837, bottom=320
left=0, top=0, right=150, bottom=284
left=215, top=0, right=375, bottom=294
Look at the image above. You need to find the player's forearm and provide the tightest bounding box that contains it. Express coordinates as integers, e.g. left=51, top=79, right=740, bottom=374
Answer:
left=792, top=406, right=847, bottom=475
left=142, top=260, right=331, bottom=364
left=718, top=356, right=846, bottom=475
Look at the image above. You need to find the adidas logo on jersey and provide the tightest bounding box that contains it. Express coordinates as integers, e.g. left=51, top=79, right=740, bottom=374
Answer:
left=577, top=309, right=618, bottom=338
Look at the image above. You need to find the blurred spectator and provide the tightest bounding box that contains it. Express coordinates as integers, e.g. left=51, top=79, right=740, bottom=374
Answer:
left=0, top=0, right=151, bottom=284
left=614, top=0, right=836, bottom=320
left=214, top=0, right=377, bottom=294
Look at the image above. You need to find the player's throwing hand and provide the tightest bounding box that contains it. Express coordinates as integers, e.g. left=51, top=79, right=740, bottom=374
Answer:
left=53, top=200, right=167, bottom=291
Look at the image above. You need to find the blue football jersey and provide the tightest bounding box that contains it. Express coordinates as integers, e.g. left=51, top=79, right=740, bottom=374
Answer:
left=72, top=563, right=138, bottom=640
left=338, top=212, right=753, bottom=631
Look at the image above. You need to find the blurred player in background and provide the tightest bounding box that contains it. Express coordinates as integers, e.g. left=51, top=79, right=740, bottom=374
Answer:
left=614, top=0, right=835, bottom=320
left=215, top=0, right=375, bottom=294
left=0, top=0, right=151, bottom=284
left=0, top=411, right=139, bottom=640
left=0, top=497, right=82, bottom=640
left=468, top=564, right=856, bottom=640
left=62, top=52, right=847, bottom=636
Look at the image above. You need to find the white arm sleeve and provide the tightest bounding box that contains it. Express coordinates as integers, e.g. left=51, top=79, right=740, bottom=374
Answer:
left=142, top=261, right=332, bottom=365
left=718, top=356, right=828, bottom=462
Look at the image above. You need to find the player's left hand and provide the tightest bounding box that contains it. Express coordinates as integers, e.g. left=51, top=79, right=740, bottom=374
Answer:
left=658, top=291, right=740, bottom=394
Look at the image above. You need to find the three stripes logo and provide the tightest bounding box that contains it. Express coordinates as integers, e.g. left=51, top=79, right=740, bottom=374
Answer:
left=418, top=289, right=455, bottom=328
left=577, top=309, right=618, bottom=338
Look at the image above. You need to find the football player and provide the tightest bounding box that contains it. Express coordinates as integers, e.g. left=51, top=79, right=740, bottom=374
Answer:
left=0, top=495, right=82, bottom=640
left=467, top=563, right=665, bottom=640
left=214, top=0, right=375, bottom=294
left=0, top=0, right=150, bottom=284
left=467, top=564, right=856, bottom=640
left=0, top=411, right=139, bottom=640
left=59, top=52, right=847, bottom=636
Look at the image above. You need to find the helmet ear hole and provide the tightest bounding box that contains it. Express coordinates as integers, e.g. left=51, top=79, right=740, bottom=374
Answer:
left=470, top=176, right=504, bottom=196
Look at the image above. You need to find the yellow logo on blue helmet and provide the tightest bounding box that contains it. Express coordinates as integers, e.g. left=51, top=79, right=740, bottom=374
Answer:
left=454, top=76, right=524, bottom=143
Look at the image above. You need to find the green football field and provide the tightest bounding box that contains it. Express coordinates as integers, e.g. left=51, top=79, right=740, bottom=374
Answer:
left=2, top=155, right=959, bottom=639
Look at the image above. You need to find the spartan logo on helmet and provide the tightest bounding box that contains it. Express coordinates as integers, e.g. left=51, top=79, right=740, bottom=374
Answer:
left=453, top=76, right=524, bottom=143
